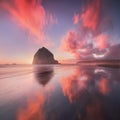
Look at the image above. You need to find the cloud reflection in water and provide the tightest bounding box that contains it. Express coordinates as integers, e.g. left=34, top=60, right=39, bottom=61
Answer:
left=17, top=66, right=120, bottom=120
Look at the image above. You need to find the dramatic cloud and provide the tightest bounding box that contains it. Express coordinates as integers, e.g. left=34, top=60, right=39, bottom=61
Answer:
left=62, top=31, right=84, bottom=57
left=61, top=0, right=113, bottom=60
left=61, top=29, right=94, bottom=59
left=96, top=34, right=110, bottom=50
left=104, top=44, right=120, bottom=59
left=80, top=0, right=101, bottom=31
left=73, top=13, right=81, bottom=24
left=0, top=0, right=55, bottom=44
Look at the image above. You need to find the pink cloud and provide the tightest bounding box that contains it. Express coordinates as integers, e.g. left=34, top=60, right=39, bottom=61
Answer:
left=105, top=44, right=120, bottom=59
left=96, top=34, right=110, bottom=50
left=0, top=0, right=55, bottom=44
left=81, top=0, right=101, bottom=31
left=61, top=0, right=112, bottom=60
left=73, top=13, right=81, bottom=24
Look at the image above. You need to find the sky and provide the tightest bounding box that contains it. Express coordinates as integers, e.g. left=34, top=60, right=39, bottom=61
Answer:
left=0, top=0, right=120, bottom=64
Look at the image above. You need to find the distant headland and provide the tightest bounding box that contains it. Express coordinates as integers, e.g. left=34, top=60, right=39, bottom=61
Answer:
left=33, top=47, right=59, bottom=64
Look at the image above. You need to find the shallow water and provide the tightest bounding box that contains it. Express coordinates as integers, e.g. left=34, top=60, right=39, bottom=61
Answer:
left=0, top=65, right=120, bottom=120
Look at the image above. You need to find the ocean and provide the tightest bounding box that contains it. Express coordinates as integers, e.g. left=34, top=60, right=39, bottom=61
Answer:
left=0, top=64, right=120, bottom=120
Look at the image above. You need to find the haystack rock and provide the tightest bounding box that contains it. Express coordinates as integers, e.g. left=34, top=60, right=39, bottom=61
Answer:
left=33, top=47, right=59, bottom=64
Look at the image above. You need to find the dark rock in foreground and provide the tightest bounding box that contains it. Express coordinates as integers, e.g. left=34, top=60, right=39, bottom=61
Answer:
left=33, top=47, right=59, bottom=64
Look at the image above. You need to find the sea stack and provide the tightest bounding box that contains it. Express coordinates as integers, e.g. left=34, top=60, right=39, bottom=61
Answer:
left=33, top=47, right=59, bottom=64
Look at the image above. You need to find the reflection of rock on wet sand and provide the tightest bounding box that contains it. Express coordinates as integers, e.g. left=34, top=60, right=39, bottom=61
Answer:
left=34, top=66, right=54, bottom=86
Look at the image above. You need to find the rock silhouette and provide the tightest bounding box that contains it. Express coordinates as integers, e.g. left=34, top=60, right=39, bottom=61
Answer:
left=33, top=47, right=59, bottom=64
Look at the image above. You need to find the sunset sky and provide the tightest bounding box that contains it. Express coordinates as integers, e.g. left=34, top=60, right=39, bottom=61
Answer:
left=0, top=0, right=120, bottom=64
